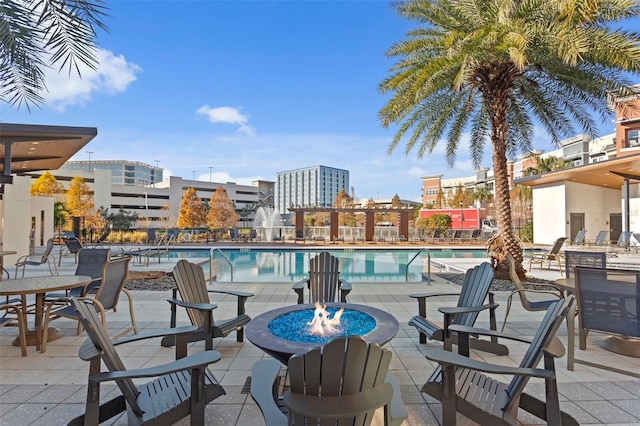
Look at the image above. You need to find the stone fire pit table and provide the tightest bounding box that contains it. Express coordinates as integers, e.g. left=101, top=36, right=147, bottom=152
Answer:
left=245, top=303, right=399, bottom=365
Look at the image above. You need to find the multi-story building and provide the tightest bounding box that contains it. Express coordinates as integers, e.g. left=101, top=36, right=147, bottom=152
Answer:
left=275, top=165, right=349, bottom=213
left=61, top=160, right=163, bottom=187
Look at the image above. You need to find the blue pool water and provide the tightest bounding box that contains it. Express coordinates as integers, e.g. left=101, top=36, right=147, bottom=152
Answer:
left=166, top=248, right=489, bottom=282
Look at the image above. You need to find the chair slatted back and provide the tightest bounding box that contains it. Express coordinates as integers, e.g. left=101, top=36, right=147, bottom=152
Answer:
left=64, top=237, right=84, bottom=254
left=548, top=237, right=567, bottom=256
left=505, top=296, right=574, bottom=407
left=93, top=257, right=130, bottom=311
left=572, top=230, right=587, bottom=245
left=453, top=262, right=494, bottom=327
left=308, top=252, right=340, bottom=304
left=288, top=336, right=391, bottom=425
left=38, top=238, right=55, bottom=262
left=71, top=298, right=143, bottom=415
left=564, top=250, right=606, bottom=279
left=173, top=259, right=211, bottom=328
left=593, top=230, right=609, bottom=246
left=575, top=267, right=639, bottom=338
left=616, top=231, right=632, bottom=249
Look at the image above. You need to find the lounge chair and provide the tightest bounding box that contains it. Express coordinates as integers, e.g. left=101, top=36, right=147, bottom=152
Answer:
left=610, top=231, right=634, bottom=252
left=528, top=237, right=566, bottom=275
left=589, top=230, right=608, bottom=247
left=58, top=235, right=83, bottom=266
left=14, top=237, right=58, bottom=278
left=67, top=297, right=225, bottom=426
left=423, top=296, right=578, bottom=426
left=292, top=251, right=351, bottom=304
left=408, top=262, right=508, bottom=355
left=568, top=229, right=587, bottom=246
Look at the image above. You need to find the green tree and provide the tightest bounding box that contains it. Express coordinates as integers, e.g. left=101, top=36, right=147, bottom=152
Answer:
left=379, top=0, right=640, bottom=278
left=177, top=188, right=205, bottom=229
left=206, top=186, right=238, bottom=233
left=1, top=0, right=109, bottom=109
left=523, top=155, right=570, bottom=176
left=53, top=201, right=70, bottom=236
left=30, top=171, right=63, bottom=198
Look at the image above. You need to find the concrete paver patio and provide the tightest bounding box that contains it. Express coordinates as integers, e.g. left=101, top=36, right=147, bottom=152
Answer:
left=1, top=244, right=639, bottom=425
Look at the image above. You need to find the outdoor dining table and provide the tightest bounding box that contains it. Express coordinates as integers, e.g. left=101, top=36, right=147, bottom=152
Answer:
left=0, top=275, right=92, bottom=352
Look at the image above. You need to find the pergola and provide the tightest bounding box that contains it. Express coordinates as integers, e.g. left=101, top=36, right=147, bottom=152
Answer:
left=289, top=206, right=416, bottom=242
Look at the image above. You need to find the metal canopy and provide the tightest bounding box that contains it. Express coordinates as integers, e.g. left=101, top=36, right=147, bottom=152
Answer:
left=0, top=123, right=97, bottom=175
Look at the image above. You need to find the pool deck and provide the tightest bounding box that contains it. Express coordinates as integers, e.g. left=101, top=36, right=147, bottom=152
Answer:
left=1, top=242, right=639, bottom=425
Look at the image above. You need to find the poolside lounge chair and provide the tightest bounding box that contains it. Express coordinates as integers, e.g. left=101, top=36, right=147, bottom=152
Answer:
left=408, top=262, right=508, bottom=355
left=501, top=253, right=564, bottom=331
left=292, top=251, right=352, bottom=304
left=423, top=296, right=578, bottom=426
left=610, top=231, right=633, bottom=252
left=14, top=237, right=58, bottom=278
left=568, top=229, right=587, bottom=246
left=589, top=230, right=609, bottom=247
left=161, top=259, right=254, bottom=350
left=58, top=235, right=83, bottom=266
left=68, top=297, right=225, bottom=426
left=528, top=237, right=566, bottom=275
left=251, top=335, right=407, bottom=426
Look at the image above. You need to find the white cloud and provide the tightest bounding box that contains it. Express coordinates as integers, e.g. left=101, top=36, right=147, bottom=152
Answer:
left=43, top=49, right=141, bottom=110
left=407, top=167, right=427, bottom=177
left=196, top=105, right=256, bottom=137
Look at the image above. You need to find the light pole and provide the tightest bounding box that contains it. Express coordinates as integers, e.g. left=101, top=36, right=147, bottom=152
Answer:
left=155, top=160, right=160, bottom=168
left=86, top=151, right=93, bottom=171
left=209, top=166, right=213, bottom=183
left=192, top=170, right=196, bottom=180
left=459, top=201, right=464, bottom=231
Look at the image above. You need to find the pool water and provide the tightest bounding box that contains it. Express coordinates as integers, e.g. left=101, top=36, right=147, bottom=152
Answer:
left=167, top=248, right=489, bottom=282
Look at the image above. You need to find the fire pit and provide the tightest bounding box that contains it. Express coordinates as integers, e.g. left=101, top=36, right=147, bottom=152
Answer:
left=245, top=303, right=399, bottom=364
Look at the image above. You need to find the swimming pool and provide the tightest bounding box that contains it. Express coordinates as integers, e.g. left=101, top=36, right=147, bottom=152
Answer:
left=166, top=248, right=490, bottom=283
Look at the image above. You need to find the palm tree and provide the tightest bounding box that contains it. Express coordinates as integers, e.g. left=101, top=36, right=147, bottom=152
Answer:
left=1, top=0, right=109, bottom=109
left=523, top=155, right=569, bottom=176
left=378, top=0, right=640, bottom=278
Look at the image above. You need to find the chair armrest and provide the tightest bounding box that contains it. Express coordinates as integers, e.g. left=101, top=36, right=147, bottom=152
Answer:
left=448, top=324, right=533, bottom=344
left=208, top=289, right=254, bottom=298
left=167, top=298, right=217, bottom=312
left=338, top=279, right=352, bottom=292
left=438, top=302, right=498, bottom=315
left=510, top=288, right=564, bottom=299
left=425, top=349, right=556, bottom=380
left=283, top=383, right=393, bottom=419
left=409, top=292, right=460, bottom=299
left=112, top=325, right=198, bottom=346
left=89, top=351, right=221, bottom=383
left=292, top=279, right=308, bottom=291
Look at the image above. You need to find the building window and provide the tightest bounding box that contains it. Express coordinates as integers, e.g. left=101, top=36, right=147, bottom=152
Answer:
left=627, top=129, right=639, bottom=147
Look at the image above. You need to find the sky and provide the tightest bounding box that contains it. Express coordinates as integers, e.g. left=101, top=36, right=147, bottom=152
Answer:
left=0, top=0, right=633, bottom=202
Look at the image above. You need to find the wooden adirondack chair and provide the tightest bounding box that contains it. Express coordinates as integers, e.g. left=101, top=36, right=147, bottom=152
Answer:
left=529, top=237, right=567, bottom=274
left=67, top=298, right=225, bottom=426
left=251, top=335, right=406, bottom=426
left=161, top=259, right=254, bottom=350
left=292, top=251, right=352, bottom=304
left=423, top=296, right=578, bottom=426
left=408, top=262, right=508, bottom=355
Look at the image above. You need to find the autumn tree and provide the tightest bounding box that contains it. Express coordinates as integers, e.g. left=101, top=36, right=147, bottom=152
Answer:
left=30, top=171, right=64, bottom=198
left=206, top=186, right=238, bottom=233
left=66, top=176, right=94, bottom=218
left=333, top=188, right=355, bottom=226
left=177, top=188, right=205, bottom=229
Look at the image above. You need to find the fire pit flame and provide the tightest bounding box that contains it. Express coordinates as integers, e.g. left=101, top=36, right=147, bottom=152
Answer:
left=308, top=302, right=345, bottom=336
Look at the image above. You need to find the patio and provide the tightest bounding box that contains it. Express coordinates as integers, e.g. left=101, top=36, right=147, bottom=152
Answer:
left=1, top=246, right=639, bottom=425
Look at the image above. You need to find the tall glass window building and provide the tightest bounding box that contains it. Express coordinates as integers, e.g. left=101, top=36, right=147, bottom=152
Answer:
left=275, top=165, right=349, bottom=212
left=61, top=161, right=163, bottom=186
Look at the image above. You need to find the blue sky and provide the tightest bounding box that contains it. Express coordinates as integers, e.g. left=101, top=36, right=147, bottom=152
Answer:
left=0, top=1, right=629, bottom=201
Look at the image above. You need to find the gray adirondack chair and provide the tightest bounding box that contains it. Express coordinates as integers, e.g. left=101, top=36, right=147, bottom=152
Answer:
left=67, top=297, right=225, bottom=426
left=502, top=253, right=564, bottom=331
left=292, top=251, right=352, bottom=304
left=409, top=262, right=508, bottom=355
left=424, top=296, right=579, bottom=426
left=42, top=256, right=137, bottom=352
left=161, top=259, right=254, bottom=350
left=252, top=335, right=406, bottom=426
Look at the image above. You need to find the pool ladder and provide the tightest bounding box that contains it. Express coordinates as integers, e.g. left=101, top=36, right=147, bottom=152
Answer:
left=209, top=248, right=233, bottom=282
left=406, top=248, right=431, bottom=283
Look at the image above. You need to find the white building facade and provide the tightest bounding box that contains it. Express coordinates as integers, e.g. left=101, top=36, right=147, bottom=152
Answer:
left=275, top=165, right=349, bottom=213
